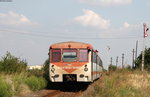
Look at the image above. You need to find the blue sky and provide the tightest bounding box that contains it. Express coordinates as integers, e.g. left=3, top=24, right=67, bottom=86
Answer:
left=0, top=0, right=150, bottom=69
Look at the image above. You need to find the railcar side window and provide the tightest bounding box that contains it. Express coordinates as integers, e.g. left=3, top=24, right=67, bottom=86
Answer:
left=79, top=49, right=88, bottom=62
left=93, top=52, right=97, bottom=63
left=52, top=49, right=61, bottom=62
left=62, top=49, right=77, bottom=62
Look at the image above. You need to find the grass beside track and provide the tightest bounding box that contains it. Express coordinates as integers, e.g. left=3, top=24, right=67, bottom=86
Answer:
left=0, top=73, right=47, bottom=97
left=91, top=70, right=150, bottom=97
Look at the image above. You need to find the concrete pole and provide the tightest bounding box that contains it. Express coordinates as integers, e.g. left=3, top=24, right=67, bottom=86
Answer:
left=116, top=56, right=118, bottom=67
left=122, top=53, right=124, bottom=69
left=132, top=49, right=135, bottom=69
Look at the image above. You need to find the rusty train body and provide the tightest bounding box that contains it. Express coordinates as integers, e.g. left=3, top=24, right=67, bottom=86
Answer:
left=49, top=41, right=103, bottom=82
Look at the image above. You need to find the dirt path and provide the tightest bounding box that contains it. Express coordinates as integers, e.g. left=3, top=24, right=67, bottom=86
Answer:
left=21, top=82, right=95, bottom=97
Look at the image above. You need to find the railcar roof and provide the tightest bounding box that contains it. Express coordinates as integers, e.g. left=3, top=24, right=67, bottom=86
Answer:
left=50, top=41, right=93, bottom=49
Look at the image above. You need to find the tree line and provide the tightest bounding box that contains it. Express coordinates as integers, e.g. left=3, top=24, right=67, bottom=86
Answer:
left=109, top=47, right=150, bottom=71
left=135, top=47, right=150, bottom=71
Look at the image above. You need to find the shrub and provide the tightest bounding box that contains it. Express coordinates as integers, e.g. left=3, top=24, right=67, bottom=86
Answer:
left=38, top=77, right=47, bottom=89
left=43, top=58, right=50, bottom=81
left=0, top=77, right=12, bottom=97
left=27, top=69, right=44, bottom=77
left=25, top=76, right=47, bottom=91
left=109, top=65, right=117, bottom=71
left=0, top=52, right=27, bottom=73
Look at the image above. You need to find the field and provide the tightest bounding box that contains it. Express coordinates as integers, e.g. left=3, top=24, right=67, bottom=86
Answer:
left=89, top=69, right=150, bottom=97
left=0, top=69, right=150, bottom=97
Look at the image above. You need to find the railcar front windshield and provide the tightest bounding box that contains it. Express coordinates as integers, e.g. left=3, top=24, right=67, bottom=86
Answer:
left=62, top=49, right=77, bottom=62
left=52, top=49, right=61, bottom=62
left=79, top=49, right=88, bottom=62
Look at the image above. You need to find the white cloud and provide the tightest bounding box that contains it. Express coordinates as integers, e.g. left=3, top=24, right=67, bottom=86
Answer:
left=121, top=22, right=140, bottom=29
left=147, top=2, right=150, bottom=6
left=123, top=22, right=130, bottom=28
left=74, top=9, right=110, bottom=29
left=0, top=11, right=35, bottom=26
left=79, top=0, right=132, bottom=6
left=97, top=22, right=142, bottom=39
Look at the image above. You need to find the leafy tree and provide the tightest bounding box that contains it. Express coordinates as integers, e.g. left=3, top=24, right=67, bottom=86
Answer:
left=0, top=52, right=27, bottom=73
left=135, top=48, right=150, bottom=71
left=43, top=58, right=50, bottom=81
left=108, top=65, right=117, bottom=71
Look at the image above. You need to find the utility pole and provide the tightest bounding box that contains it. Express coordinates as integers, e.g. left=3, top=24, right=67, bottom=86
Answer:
left=122, top=53, right=124, bottom=69
left=132, top=49, right=135, bottom=69
left=116, top=56, right=118, bottom=67
left=142, top=23, right=149, bottom=71
left=110, top=57, right=112, bottom=66
left=141, top=23, right=149, bottom=71
left=135, top=40, right=138, bottom=59
left=109, top=57, right=113, bottom=71
left=141, top=49, right=145, bottom=71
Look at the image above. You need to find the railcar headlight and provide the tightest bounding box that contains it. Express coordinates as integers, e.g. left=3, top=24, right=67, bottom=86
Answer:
left=84, top=68, right=88, bottom=72
left=51, top=65, right=55, bottom=73
left=84, top=65, right=88, bottom=72
left=51, top=68, right=55, bottom=72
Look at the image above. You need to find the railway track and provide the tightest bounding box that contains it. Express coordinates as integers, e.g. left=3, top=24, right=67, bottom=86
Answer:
left=43, top=90, right=62, bottom=97
left=43, top=82, right=89, bottom=97
left=22, top=82, right=93, bottom=97
left=43, top=90, right=82, bottom=97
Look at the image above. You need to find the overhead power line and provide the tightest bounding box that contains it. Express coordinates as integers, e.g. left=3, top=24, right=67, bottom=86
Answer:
left=0, top=29, right=144, bottom=40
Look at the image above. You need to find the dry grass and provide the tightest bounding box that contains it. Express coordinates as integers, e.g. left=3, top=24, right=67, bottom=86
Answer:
left=13, top=84, right=32, bottom=97
left=89, top=70, right=150, bottom=97
left=128, top=73, right=150, bottom=89
left=0, top=73, right=47, bottom=97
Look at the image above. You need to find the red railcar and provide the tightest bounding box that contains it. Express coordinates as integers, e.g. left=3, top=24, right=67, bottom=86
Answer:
left=49, top=41, right=103, bottom=82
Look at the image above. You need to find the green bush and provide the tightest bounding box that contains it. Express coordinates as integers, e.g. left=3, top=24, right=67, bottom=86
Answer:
left=109, top=65, right=117, bottom=71
left=43, top=58, right=50, bottom=81
left=0, top=52, right=48, bottom=96
left=25, top=76, right=47, bottom=91
left=0, top=78, right=12, bottom=97
left=0, top=52, right=27, bottom=73
left=27, top=69, right=44, bottom=77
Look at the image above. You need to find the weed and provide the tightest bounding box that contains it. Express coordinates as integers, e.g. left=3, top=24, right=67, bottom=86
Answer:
left=25, top=76, right=47, bottom=91
left=0, top=77, right=12, bottom=97
left=91, top=70, right=150, bottom=97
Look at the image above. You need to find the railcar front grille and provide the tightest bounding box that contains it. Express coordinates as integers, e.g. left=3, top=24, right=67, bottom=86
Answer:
left=63, top=74, right=77, bottom=82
